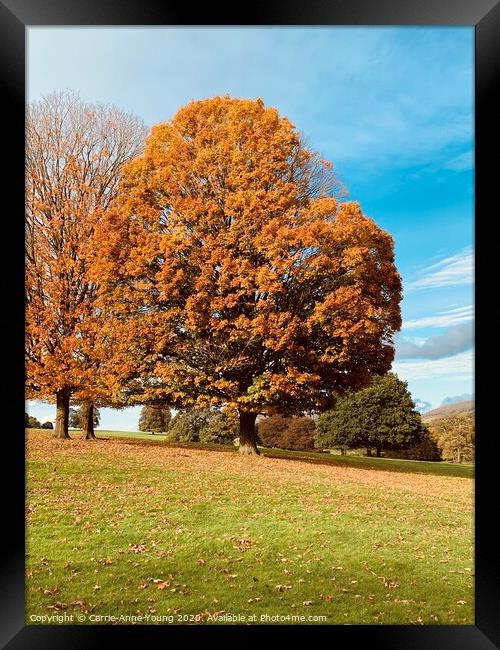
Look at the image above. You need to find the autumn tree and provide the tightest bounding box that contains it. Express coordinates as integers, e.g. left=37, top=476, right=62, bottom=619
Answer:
left=429, top=414, right=474, bottom=463
left=97, top=96, right=402, bottom=454
left=257, top=415, right=316, bottom=451
left=138, top=405, right=171, bottom=434
left=315, top=373, right=426, bottom=457
left=25, top=91, right=146, bottom=438
left=166, top=409, right=214, bottom=443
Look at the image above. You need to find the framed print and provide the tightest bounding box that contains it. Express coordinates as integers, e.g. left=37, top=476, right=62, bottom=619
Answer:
left=2, top=0, right=498, bottom=647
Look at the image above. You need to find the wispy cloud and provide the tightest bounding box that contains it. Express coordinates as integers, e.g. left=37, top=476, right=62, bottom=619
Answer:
left=406, top=247, right=473, bottom=291
left=402, top=304, right=473, bottom=330
left=392, top=350, right=473, bottom=381
left=443, top=149, right=473, bottom=171
left=28, top=27, right=473, bottom=176
left=396, top=323, right=473, bottom=360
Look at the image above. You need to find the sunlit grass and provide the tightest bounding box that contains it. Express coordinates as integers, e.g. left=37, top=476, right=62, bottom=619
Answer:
left=26, top=431, right=473, bottom=625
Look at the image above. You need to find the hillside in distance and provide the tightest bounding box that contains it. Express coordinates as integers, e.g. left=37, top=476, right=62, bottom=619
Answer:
left=422, top=400, right=474, bottom=422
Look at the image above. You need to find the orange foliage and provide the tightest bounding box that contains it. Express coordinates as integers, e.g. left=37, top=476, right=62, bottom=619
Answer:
left=25, top=91, right=146, bottom=406
left=96, top=96, right=402, bottom=419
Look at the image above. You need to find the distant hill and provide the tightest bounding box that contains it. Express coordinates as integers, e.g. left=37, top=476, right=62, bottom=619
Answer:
left=422, top=400, right=474, bottom=422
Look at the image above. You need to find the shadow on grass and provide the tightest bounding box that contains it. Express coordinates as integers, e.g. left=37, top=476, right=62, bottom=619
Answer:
left=92, top=432, right=473, bottom=479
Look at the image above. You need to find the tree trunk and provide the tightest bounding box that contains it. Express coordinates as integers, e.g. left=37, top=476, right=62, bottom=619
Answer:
left=376, top=445, right=381, bottom=458
left=54, top=390, right=70, bottom=439
left=82, top=401, right=96, bottom=440
left=238, top=412, right=260, bottom=455
left=366, top=448, right=372, bottom=457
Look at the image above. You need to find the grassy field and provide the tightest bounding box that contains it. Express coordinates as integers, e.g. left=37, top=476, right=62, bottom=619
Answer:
left=26, top=430, right=474, bottom=625
left=88, top=429, right=474, bottom=479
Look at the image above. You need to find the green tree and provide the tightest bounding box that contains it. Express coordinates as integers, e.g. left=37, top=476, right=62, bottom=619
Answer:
left=138, top=405, right=171, bottom=434
left=41, top=421, right=54, bottom=430
left=315, top=373, right=426, bottom=457
left=166, top=409, right=213, bottom=443
left=258, top=415, right=316, bottom=451
left=199, top=411, right=239, bottom=445
left=383, top=430, right=442, bottom=461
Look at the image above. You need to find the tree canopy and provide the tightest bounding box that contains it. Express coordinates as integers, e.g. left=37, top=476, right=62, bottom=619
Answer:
left=198, top=411, right=239, bottom=445
left=166, top=408, right=238, bottom=445
left=96, top=96, right=402, bottom=454
left=138, top=405, right=172, bottom=434
left=166, top=409, right=213, bottom=443
left=315, top=373, right=426, bottom=456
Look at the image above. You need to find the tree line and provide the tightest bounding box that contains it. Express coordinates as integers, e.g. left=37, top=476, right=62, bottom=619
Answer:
left=135, top=373, right=474, bottom=463
left=25, top=405, right=101, bottom=435
left=26, top=91, right=403, bottom=455
left=26, top=383, right=473, bottom=463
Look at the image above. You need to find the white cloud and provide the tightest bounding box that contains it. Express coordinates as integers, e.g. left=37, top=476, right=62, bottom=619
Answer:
left=405, top=247, right=474, bottom=291
left=399, top=335, right=428, bottom=344
left=402, top=304, right=473, bottom=330
left=396, top=323, right=473, bottom=359
left=392, top=350, right=473, bottom=381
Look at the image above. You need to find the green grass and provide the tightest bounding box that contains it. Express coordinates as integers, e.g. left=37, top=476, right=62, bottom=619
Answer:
left=93, top=429, right=170, bottom=442
left=26, top=431, right=473, bottom=625
left=261, top=448, right=474, bottom=479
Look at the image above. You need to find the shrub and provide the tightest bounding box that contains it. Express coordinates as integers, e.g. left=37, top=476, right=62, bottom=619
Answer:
left=41, top=421, right=54, bottom=430
left=25, top=413, right=41, bottom=429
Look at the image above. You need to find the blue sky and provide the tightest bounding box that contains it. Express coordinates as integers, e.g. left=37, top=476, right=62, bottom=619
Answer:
left=26, top=26, right=474, bottom=429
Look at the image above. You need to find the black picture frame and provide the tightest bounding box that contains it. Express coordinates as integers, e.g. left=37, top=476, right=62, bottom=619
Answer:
left=2, top=1, right=498, bottom=647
